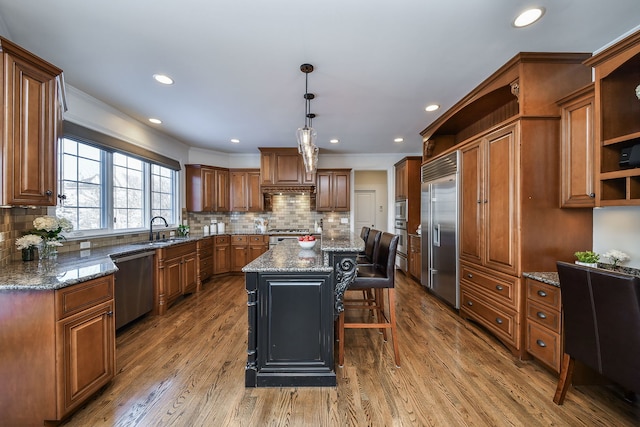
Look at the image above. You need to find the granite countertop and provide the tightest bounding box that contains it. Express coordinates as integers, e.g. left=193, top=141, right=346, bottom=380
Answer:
left=524, top=264, right=640, bottom=288
left=243, top=232, right=364, bottom=273
left=0, top=235, right=212, bottom=291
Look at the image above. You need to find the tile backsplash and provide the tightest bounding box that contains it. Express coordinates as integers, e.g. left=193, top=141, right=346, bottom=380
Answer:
left=1, top=193, right=350, bottom=266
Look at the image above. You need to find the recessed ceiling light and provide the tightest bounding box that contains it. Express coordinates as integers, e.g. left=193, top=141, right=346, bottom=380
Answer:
left=425, top=104, right=440, bottom=112
left=153, top=74, right=174, bottom=85
left=394, top=138, right=404, bottom=143
left=149, top=118, right=162, bottom=124
left=513, top=7, right=545, bottom=28
left=330, top=139, right=339, bottom=144
left=231, top=138, right=240, bottom=143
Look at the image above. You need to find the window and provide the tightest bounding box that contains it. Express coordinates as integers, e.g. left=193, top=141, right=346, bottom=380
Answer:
left=57, top=137, right=178, bottom=236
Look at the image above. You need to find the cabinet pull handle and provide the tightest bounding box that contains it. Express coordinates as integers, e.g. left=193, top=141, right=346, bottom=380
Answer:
left=537, top=312, right=547, bottom=319
left=536, top=339, right=546, bottom=348
left=467, top=301, right=473, bottom=306
left=495, top=317, right=503, bottom=324
left=495, top=285, right=503, bottom=291
left=537, top=290, right=547, bottom=297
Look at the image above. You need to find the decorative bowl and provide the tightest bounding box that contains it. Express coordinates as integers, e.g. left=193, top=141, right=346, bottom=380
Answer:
left=298, top=239, right=317, bottom=249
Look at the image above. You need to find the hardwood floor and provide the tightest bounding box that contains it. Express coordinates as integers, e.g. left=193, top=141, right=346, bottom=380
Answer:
left=62, top=272, right=639, bottom=426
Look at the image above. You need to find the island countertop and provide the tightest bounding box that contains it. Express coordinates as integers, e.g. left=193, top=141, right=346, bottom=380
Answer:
left=242, top=232, right=364, bottom=273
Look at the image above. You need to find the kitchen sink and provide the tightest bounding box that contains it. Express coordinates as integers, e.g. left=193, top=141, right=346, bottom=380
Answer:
left=134, top=238, right=190, bottom=246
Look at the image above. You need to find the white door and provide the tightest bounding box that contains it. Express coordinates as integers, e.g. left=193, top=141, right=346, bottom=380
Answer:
left=355, top=190, right=376, bottom=235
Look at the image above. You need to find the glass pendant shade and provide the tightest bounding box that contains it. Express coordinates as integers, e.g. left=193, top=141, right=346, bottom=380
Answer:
left=296, top=126, right=317, bottom=153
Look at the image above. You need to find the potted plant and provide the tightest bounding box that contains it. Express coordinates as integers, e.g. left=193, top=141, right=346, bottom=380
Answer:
left=574, top=250, right=599, bottom=268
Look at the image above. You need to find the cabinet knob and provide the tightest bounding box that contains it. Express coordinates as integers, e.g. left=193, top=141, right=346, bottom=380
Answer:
left=45, top=190, right=53, bottom=196
left=467, top=301, right=473, bottom=306
left=537, top=290, right=547, bottom=297
left=589, top=193, right=595, bottom=198
left=536, top=339, right=546, bottom=348
left=537, top=311, right=547, bottom=319
left=495, top=317, right=503, bottom=325
left=106, top=311, right=114, bottom=317
left=495, top=285, right=503, bottom=291
left=467, top=273, right=473, bottom=279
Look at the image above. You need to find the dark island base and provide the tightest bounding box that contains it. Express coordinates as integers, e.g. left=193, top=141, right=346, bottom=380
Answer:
left=246, top=371, right=337, bottom=387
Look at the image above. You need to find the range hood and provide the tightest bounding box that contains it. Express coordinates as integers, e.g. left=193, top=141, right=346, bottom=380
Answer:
left=261, top=185, right=315, bottom=195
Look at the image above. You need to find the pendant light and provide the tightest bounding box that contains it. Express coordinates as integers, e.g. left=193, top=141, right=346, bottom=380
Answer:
left=296, top=63, right=319, bottom=173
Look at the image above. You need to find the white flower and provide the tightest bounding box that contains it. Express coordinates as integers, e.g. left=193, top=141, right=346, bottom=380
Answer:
left=33, top=215, right=60, bottom=231
left=636, top=84, right=640, bottom=100
left=603, top=249, right=629, bottom=266
left=15, top=234, right=43, bottom=250
left=45, top=240, right=64, bottom=247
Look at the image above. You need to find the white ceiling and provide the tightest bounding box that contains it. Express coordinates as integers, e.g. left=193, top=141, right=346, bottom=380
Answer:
left=0, top=1, right=639, bottom=156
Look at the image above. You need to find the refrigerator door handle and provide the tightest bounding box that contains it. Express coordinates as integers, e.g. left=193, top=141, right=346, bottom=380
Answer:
left=433, top=223, right=441, bottom=247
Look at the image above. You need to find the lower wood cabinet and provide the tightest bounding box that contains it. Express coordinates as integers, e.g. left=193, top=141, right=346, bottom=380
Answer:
left=525, top=278, right=562, bottom=373
left=459, top=261, right=523, bottom=356
left=0, top=275, right=116, bottom=425
left=156, top=241, right=197, bottom=313
left=214, top=235, right=231, bottom=274
left=231, top=234, right=269, bottom=272
left=197, top=236, right=214, bottom=289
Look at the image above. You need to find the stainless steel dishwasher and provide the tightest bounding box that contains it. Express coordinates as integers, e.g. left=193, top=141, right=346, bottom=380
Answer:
left=111, top=251, right=155, bottom=330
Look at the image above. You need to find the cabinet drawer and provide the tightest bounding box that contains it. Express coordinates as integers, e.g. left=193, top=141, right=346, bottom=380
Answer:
left=460, top=264, right=518, bottom=308
left=56, top=276, right=114, bottom=320
left=526, top=280, right=561, bottom=310
left=199, top=246, right=213, bottom=258
left=249, top=235, right=268, bottom=243
left=461, top=287, right=518, bottom=347
left=527, top=322, right=561, bottom=372
left=163, top=241, right=197, bottom=258
left=231, top=235, right=248, bottom=245
left=214, top=235, right=229, bottom=244
left=199, top=255, right=213, bottom=270
left=526, top=300, right=560, bottom=332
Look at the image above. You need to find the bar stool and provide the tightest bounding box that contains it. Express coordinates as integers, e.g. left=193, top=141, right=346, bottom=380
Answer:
left=356, top=229, right=380, bottom=265
left=338, top=232, right=400, bottom=367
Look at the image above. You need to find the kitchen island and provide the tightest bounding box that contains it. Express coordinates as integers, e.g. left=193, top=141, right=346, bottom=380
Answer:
left=242, top=232, right=364, bottom=387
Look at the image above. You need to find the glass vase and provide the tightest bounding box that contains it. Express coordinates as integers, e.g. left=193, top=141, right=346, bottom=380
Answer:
left=39, top=240, right=59, bottom=260
left=21, top=247, right=35, bottom=262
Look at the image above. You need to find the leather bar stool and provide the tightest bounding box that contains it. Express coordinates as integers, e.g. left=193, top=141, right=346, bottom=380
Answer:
left=338, top=232, right=400, bottom=367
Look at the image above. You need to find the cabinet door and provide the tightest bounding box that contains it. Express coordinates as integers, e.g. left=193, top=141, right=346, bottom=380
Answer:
left=274, top=152, right=302, bottom=184
left=395, top=161, right=406, bottom=200
left=164, top=256, right=183, bottom=301
left=230, top=171, right=249, bottom=211
left=232, top=244, right=248, bottom=272
left=202, top=167, right=216, bottom=212
left=316, top=172, right=332, bottom=211
left=247, top=171, right=263, bottom=211
left=560, top=90, right=595, bottom=208
left=460, top=141, right=483, bottom=264
left=484, top=125, right=519, bottom=275
left=3, top=49, right=60, bottom=206
left=333, top=170, right=350, bottom=211
left=57, top=300, right=115, bottom=417
left=215, top=168, right=230, bottom=212
left=182, top=254, right=198, bottom=294
left=214, top=243, right=230, bottom=274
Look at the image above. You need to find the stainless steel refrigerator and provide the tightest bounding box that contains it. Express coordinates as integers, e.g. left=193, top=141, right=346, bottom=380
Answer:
left=421, top=151, right=460, bottom=308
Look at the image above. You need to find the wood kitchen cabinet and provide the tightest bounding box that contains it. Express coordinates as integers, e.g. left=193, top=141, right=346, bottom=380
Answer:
left=0, top=36, right=63, bottom=206
left=394, top=157, right=421, bottom=202
left=584, top=30, right=640, bottom=206
left=259, top=147, right=316, bottom=187
left=156, top=241, right=197, bottom=312
left=558, top=84, right=596, bottom=208
left=185, top=164, right=230, bottom=212
left=315, top=169, right=351, bottom=212
left=214, top=235, right=231, bottom=274
left=525, top=278, right=562, bottom=373
left=422, top=52, right=594, bottom=357
left=197, top=236, right=214, bottom=289
left=231, top=234, right=269, bottom=272
left=0, top=275, right=115, bottom=425
left=230, top=168, right=263, bottom=212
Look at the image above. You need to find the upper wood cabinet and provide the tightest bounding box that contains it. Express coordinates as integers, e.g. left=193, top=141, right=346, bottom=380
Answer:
left=0, top=37, right=62, bottom=206
left=394, top=156, right=421, bottom=234
left=259, top=147, right=315, bottom=187
left=185, top=164, right=229, bottom=212
left=230, top=169, right=263, bottom=212
left=558, top=84, right=596, bottom=208
left=316, top=169, right=350, bottom=212
left=584, top=30, right=640, bottom=206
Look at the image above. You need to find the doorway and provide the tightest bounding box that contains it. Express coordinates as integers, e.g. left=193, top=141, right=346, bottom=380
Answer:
left=354, top=170, right=388, bottom=233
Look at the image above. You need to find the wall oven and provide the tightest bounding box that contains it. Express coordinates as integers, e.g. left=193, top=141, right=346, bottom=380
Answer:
left=394, top=199, right=407, bottom=221
left=394, top=219, right=408, bottom=271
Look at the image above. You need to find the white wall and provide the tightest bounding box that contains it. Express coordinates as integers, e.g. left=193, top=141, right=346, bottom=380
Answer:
left=593, top=206, right=640, bottom=268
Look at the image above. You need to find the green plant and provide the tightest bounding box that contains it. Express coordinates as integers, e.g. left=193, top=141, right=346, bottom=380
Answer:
left=574, top=250, right=599, bottom=263
left=177, top=224, right=189, bottom=237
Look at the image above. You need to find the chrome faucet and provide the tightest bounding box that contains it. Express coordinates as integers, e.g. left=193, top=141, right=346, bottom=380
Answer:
left=149, top=216, right=169, bottom=241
